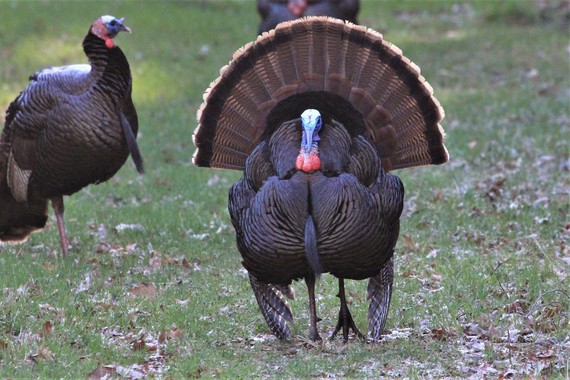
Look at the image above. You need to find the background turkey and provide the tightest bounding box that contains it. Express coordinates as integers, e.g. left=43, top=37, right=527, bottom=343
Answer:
left=0, top=15, right=143, bottom=256
left=194, top=17, right=448, bottom=341
left=257, top=0, right=359, bottom=33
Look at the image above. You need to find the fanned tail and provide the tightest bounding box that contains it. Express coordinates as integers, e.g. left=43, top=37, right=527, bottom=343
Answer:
left=194, top=16, right=448, bottom=172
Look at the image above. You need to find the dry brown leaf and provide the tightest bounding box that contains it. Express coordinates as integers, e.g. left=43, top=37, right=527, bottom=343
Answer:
left=29, top=345, right=55, bottom=361
left=463, top=323, right=483, bottom=336
left=541, top=303, right=562, bottom=319
left=535, top=348, right=554, bottom=359
left=348, top=291, right=361, bottom=301
left=402, top=269, right=414, bottom=278
left=504, top=300, right=529, bottom=314
left=129, top=283, right=158, bottom=298
left=87, top=365, right=117, bottom=380
left=433, top=189, right=444, bottom=201
left=132, top=337, right=147, bottom=351
left=403, top=234, right=416, bottom=250
left=42, top=321, right=53, bottom=336
left=41, top=262, right=55, bottom=271
left=160, top=325, right=184, bottom=343
left=431, top=328, right=454, bottom=341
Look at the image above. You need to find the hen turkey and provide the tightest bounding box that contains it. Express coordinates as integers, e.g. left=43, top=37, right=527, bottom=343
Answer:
left=257, top=0, right=359, bottom=33
left=194, top=17, right=448, bottom=341
left=0, top=15, right=143, bottom=256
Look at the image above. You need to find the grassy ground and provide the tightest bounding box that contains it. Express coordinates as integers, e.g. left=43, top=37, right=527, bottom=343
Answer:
left=0, top=0, right=568, bottom=378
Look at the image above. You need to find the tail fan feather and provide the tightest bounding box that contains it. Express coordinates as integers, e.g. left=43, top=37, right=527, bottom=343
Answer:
left=367, top=257, right=394, bottom=341
left=194, top=17, right=447, bottom=172
left=0, top=182, right=48, bottom=243
left=249, top=273, right=294, bottom=340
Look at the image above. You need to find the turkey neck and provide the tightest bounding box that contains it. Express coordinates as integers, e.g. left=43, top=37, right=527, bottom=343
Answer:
left=82, top=30, right=132, bottom=99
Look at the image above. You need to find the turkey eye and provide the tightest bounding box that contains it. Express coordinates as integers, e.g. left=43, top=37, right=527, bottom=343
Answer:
left=110, top=20, right=117, bottom=26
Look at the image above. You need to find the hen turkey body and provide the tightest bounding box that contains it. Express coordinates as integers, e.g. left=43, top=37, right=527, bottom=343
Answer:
left=0, top=15, right=143, bottom=255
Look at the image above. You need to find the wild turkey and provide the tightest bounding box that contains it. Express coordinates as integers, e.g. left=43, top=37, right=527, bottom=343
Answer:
left=193, top=17, right=448, bottom=341
left=0, top=15, right=143, bottom=256
left=257, top=0, right=359, bottom=34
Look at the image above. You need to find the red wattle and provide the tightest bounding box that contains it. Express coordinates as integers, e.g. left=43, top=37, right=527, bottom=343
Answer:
left=307, top=154, right=321, bottom=171
left=296, top=154, right=304, bottom=171
left=105, top=38, right=114, bottom=48
left=297, top=153, right=320, bottom=173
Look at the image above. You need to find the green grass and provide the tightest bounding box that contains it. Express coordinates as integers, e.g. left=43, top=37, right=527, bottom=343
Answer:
left=1, top=0, right=568, bottom=378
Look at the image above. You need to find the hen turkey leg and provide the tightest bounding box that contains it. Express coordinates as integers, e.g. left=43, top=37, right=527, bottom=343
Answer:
left=51, top=196, right=68, bottom=256
left=331, top=278, right=365, bottom=341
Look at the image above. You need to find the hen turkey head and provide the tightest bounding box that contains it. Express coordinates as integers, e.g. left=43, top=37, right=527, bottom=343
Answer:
left=91, top=15, right=131, bottom=48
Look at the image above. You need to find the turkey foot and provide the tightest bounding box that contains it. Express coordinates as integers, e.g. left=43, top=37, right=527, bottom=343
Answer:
left=331, top=278, right=365, bottom=342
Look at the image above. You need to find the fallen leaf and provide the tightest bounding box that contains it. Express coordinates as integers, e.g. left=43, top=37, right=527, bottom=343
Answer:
left=504, top=300, right=529, bottom=314
left=129, top=283, right=158, bottom=298
left=132, top=337, right=147, bottom=351
left=43, top=321, right=53, bottom=336
left=431, top=273, right=442, bottom=282
left=403, top=234, right=416, bottom=250
left=175, top=298, right=190, bottom=307
left=535, top=348, right=554, bottom=359
left=402, top=269, right=414, bottom=278
left=87, top=365, right=117, bottom=380
left=541, top=303, right=562, bottom=319
left=431, top=328, right=454, bottom=341
left=30, top=345, right=55, bottom=361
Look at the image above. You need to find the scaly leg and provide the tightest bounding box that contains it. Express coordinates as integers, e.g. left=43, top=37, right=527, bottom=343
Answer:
left=305, top=275, right=321, bottom=341
left=51, top=196, right=68, bottom=256
left=331, top=278, right=365, bottom=342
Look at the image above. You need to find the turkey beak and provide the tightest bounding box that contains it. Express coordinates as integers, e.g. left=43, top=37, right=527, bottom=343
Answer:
left=118, top=18, right=132, bottom=34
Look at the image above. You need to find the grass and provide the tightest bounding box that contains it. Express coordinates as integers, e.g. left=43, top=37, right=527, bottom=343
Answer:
left=0, top=0, right=568, bottom=378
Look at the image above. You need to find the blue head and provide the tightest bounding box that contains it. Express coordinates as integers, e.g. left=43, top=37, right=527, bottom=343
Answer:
left=300, top=109, right=322, bottom=155
left=91, top=16, right=131, bottom=47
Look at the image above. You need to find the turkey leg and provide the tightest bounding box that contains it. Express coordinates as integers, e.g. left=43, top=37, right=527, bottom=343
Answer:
left=331, top=278, right=365, bottom=341
left=305, top=274, right=322, bottom=341
left=51, top=196, right=69, bottom=256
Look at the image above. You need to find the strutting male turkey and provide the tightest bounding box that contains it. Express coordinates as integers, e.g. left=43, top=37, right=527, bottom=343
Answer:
left=257, top=0, right=359, bottom=34
left=194, top=17, right=448, bottom=341
left=0, top=15, right=143, bottom=256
